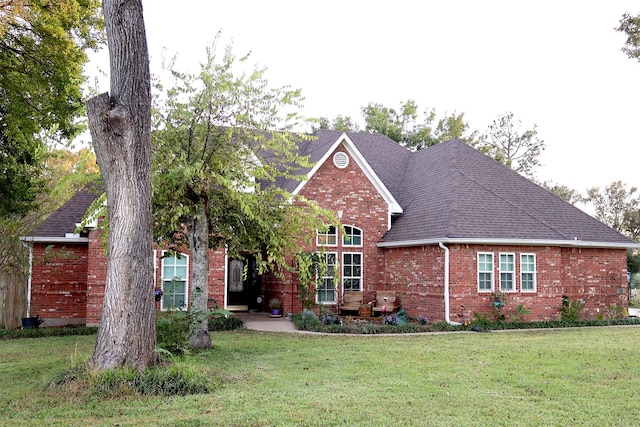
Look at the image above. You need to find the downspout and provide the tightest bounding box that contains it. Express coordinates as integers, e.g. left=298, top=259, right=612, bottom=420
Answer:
left=22, top=241, right=33, bottom=318
left=438, top=242, right=460, bottom=325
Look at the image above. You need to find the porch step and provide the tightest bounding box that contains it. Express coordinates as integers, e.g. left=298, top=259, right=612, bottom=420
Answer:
left=227, top=305, right=249, bottom=311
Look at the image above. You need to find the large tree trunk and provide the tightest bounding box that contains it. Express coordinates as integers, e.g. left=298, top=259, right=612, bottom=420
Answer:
left=186, top=202, right=212, bottom=350
left=87, top=0, right=155, bottom=370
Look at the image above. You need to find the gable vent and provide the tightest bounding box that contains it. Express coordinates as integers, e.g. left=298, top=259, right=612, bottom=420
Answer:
left=333, top=152, right=349, bottom=169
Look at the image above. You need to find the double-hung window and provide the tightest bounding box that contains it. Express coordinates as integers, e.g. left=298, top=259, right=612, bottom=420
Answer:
left=499, top=253, right=515, bottom=292
left=520, top=254, right=537, bottom=292
left=342, top=252, right=362, bottom=291
left=317, top=252, right=337, bottom=304
left=161, top=252, right=188, bottom=310
left=317, top=225, right=337, bottom=246
left=478, top=253, right=494, bottom=291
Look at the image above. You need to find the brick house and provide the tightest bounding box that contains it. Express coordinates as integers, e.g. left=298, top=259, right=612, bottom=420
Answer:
left=23, top=130, right=639, bottom=326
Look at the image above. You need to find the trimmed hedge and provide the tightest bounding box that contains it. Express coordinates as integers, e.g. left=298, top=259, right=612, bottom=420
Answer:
left=291, top=313, right=640, bottom=334
left=0, top=326, right=98, bottom=340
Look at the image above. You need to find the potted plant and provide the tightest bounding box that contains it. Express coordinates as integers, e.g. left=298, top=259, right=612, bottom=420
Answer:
left=269, top=298, right=281, bottom=317
left=21, top=315, right=44, bottom=329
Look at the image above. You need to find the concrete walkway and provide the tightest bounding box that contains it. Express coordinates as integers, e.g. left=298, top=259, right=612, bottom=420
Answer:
left=236, top=311, right=300, bottom=333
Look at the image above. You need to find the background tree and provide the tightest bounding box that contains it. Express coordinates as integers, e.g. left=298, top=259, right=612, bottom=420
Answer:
left=152, top=43, right=331, bottom=350
left=86, top=0, right=154, bottom=371
left=586, top=181, right=640, bottom=240
left=316, top=115, right=360, bottom=132
left=361, top=100, right=476, bottom=150
left=540, top=180, right=583, bottom=205
left=0, top=0, right=102, bottom=217
left=617, top=12, right=640, bottom=62
left=586, top=181, right=640, bottom=275
left=477, top=112, right=545, bottom=177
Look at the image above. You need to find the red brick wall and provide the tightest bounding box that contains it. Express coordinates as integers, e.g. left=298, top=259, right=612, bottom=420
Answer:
left=30, top=242, right=88, bottom=326
left=86, top=229, right=107, bottom=326
left=384, top=244, right=628, bottom=322
left=289, top=144, right=390, bottom=307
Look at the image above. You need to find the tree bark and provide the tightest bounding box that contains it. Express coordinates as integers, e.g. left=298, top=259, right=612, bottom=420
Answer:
left=187, top=202, right=212, bottom=350
left=87, top=0, right=155, bottom=371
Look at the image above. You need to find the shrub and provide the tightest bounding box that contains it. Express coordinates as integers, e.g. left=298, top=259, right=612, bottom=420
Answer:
left=292, top=310, right=321, bottom=330
left=208, top=310, right=244, bottom=331
left=560, top=296, right=585, bottom=321
left=156, top=310, right=190, bottom=357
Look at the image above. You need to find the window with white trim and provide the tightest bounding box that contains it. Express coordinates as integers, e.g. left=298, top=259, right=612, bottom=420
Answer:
left=342, top=252, right=362, bottom=291
left=161, top=252, right=188, bottom=310
left=317, top=225, right=337, bottom=246
left=520, top=253, right=537, bottom=292
left=317, top=252, right=337, bottom=304
left=499, top=253, right=515, bottom=292
left=478, top=253, right=494, bottom=291
left=343, top=225, right=362, bottom=246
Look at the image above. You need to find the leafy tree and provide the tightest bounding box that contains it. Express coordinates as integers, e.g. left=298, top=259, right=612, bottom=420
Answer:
left=152, top=42, right=332, bottom=350
left=0, top=0, right=103, bottom=217
left=540, top=180, right=583, bottom=205
left=586, top=181, right=640, bottom=241
left=361, top=100, right=476, bottom=150
left=478, top=112, right=545, bottom=177
left=616, top=12, right=640, bottom=62
left=86, top=0, right=155, bottom=371
left=316, top=115, right=360, bottom=132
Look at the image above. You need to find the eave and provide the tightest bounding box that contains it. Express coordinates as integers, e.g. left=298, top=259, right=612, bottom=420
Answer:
left=377, top=237, right=640, bottom=250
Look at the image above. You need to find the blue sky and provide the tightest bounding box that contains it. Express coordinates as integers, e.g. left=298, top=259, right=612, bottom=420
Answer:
left=87, top=1, right=640, bottom=196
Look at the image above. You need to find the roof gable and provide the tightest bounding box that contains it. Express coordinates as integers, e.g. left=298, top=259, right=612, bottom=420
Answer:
left=24, top=184, right=102, bottom=242
left=292, top=132, right=403, bottom=214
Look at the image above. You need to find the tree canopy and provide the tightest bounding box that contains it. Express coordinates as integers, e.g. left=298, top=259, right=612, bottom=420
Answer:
left=152, top=42, right=332, bottom=348
left=0, top=0, right=103, bottom=217
left=617, top=12, right=640, bottom=62
left=360, top=100, right=477, bottom=150
left=586, top=181, right=640, bottom=241
left=477, top=112, right=545, bottom=177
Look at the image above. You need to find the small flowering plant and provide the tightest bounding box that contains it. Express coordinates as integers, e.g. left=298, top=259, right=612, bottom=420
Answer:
left=417, top=315, right=429, bottom=325
left=321, top=312, right=341, bottom=325
left=383, top=313, right=397, bottom=325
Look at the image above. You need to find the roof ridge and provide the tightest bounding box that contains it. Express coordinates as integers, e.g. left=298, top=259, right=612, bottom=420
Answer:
left=446, top=143, right=462, bottom=237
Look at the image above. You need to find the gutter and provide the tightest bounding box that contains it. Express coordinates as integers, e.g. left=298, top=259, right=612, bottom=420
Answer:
left=379, top=237, right=639, bottom=250
left=438, top=242, right=460, bottom=325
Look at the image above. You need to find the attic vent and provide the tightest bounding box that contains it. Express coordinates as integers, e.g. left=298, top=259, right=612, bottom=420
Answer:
left=333, top=152, right=349, bottom=169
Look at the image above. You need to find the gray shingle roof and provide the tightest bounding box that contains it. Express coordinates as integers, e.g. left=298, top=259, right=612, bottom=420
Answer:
left=29, top=184, right=102, bottom=239
left=377, top=139, right=635, bottom=246
left=28, top=132, right=636, bottom=248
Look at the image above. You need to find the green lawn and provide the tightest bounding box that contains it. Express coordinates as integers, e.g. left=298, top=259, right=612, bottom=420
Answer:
left=1, top=327, right=639, bottom=426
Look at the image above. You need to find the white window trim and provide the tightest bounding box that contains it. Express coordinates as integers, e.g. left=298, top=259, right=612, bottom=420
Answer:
left=316, top=252, right=338, bottom=304
left=342, top=251, right=363, bottom=292
left=316, top=225, right=338, bottom=247
left=342, top=225, right=363, bottom=247
left=499, top=252, right=516, bottom=292
left=478, top=252, right=494, bottom=292
left=161, top=251, right=189, bottom=310
left=520, top=253, right=537, bottom=293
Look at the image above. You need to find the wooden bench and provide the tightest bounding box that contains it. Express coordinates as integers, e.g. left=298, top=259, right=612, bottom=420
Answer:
left=339, top=291, right=364, bottom=315
left=370, top=291, right=397, bottom=315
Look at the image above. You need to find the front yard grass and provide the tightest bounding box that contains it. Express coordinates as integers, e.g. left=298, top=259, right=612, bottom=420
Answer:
left=1, top=326, right=639, bottom=426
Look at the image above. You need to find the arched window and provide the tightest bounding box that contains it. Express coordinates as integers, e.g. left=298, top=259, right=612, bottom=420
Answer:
left=342, top=225, right=362, bottom=246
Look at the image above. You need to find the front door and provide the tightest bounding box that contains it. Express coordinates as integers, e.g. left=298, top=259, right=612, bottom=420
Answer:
left=226, top=255, right=260, bottom=311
